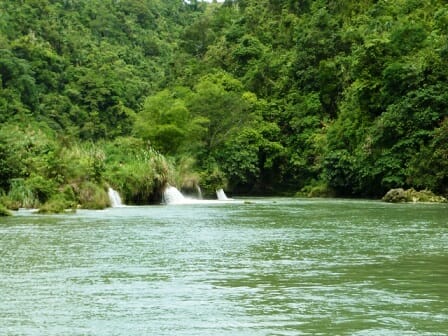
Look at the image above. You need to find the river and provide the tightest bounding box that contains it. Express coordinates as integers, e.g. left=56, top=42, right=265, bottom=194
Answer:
left=1, top=198, right=447, bottom=335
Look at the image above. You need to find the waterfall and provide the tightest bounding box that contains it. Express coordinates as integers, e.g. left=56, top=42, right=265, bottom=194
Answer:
left=196, top=185, right=203, bottom=200
left=163, top=185, right=186, bottom=204
left=216, top=188, right=230, bottom=201
left=108, top=187, right=123, bottom=207
left=163, top=185, right=235, bottom=205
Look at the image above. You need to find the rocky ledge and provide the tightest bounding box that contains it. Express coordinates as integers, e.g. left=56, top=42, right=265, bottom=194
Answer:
left=382, top=188, right=447, bottom=203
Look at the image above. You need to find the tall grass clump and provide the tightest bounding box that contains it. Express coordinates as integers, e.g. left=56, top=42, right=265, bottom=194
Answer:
left=7, top=178, right=40, bottom=209
left=104, top=137, right=173, bottom=204
left=59, top=142, right=109, bottom=209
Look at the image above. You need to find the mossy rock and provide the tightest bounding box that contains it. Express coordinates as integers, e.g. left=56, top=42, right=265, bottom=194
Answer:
left=382, top=188, right=408, bottom=203
left=405, top=189, right=447, bottom=203
left=0, top=204, right=12, bottom=216
left=0, top=196, right=19, bottom=211
left=382, top=188, right=447, bottom=203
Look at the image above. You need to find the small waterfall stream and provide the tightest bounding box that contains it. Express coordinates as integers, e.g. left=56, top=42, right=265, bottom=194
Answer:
left=163, top=185, right=235, bottom=205
left=163, top=186, right=186, bottom=205
left=196, top=185, right=203, bottom=200
left=216, top=188, right=231, bottom=201
left=108, top=187, right=123, bottom=207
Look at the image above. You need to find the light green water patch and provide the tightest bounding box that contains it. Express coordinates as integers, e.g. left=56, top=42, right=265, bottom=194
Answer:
left=1, top=198, right=447, bottom=335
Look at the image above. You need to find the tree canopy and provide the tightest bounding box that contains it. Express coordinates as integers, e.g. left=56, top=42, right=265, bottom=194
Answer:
left=1, top=0, right=447, bottom=205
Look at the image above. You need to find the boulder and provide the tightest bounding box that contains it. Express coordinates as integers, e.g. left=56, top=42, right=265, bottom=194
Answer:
left=382, top=188, right=447, bottom=203
left=382, top=188, right=407, bottom=203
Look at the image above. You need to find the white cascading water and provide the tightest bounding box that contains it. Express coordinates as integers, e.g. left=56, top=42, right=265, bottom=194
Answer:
left=196, top=185, right=203, bottom=200
left=216, top=188, right=229, bottom=201
left=108, top=187, right=123, bottom=207
left=163, top=185, right=235, bottom=205
left=163, top=185, right=186, bottom=204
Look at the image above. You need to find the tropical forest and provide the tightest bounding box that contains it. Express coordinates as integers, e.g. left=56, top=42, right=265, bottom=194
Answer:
left=1, top=0, right=448, bottom=213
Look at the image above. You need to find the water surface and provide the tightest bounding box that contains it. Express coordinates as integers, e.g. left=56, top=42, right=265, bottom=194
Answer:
left=1, top=198, right=447, bottom=335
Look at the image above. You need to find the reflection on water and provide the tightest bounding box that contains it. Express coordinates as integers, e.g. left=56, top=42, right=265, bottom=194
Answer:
left=1, top=199, right=447, bottom=335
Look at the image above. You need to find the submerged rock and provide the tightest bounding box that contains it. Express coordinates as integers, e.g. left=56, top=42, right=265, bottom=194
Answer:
left=382, top=188, right=447, bottom=203
left=382, top=188, right=408, bottom=203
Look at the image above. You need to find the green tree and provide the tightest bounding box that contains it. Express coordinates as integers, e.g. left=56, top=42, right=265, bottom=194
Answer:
left=134, top=89, right=207, bottom=154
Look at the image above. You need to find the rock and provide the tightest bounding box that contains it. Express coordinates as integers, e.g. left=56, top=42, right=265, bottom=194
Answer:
left=382, top=188, right=407, bottom=203
left=382, top=188, right=447, bottom=203
left=0, top=204, right=12, bottom=216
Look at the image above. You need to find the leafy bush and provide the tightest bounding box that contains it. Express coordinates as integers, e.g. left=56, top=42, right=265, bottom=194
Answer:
left=75, top=181, right=109, bottom=209
left=37, top=194, right=77, bottom=214
left=25, top=174, right=58, bottom=204
left=0, top=123, right=57, bottom=191
left=61, top=143, right=106, bottom=184
left=298, top=181, right=335, bottom=198
left=199, top=164, right=228, bottom=196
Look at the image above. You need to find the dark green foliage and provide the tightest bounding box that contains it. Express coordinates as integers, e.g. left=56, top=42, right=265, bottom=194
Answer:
left=37, top=193, right=77, bottom=214
left=199, top=164, right=228, bottom=195
left=133, top=89, right=207, bottom=154
left=0, top=0, right=190, bottom=139
left=298, top=180, right=334, bottom=198
left=408, top=118, right=448, bottom=195
left=1, top=0, right=447, bottom=201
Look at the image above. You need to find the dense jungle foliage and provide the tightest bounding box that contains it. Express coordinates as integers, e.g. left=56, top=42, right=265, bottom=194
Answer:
left=1, top=0, right=447, bottom=211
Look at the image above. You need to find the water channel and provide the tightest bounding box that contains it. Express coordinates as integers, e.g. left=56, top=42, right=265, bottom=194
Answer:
left=1, top=198, right=447, bottom=335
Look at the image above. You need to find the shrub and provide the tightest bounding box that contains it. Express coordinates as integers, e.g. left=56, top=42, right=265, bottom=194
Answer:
left=105, top=146, right=172, bottom=204
left=61, top=143, right=106, bottom=184
left=37, top=195, right=76, bottom=214
left=199, top=165, right=228, bottom=197
left=7, top=178, right=39, bottom=208
left=298, top=181, right=335, bottom=198
left=76, top=181, right=109, bottom=209
left=26, top=174, right=58, bottom=204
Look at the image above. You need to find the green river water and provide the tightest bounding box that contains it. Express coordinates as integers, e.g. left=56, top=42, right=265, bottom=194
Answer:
left=1, top=198, right=447, bottom=335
